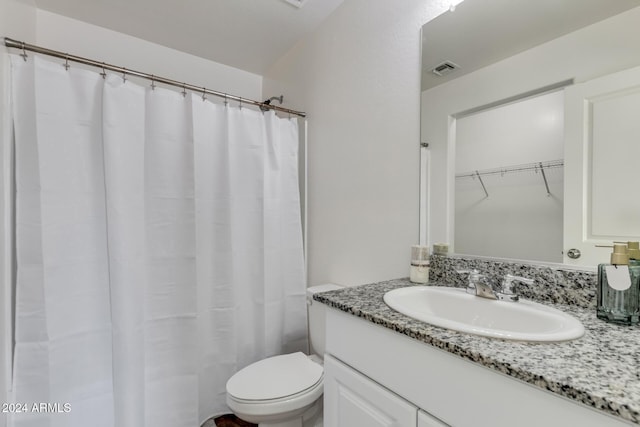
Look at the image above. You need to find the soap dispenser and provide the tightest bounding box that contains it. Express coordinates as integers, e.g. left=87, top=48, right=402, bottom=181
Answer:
left=626, top=241, right=640, bottom=266
left=597, top=243, right=640, bottom=325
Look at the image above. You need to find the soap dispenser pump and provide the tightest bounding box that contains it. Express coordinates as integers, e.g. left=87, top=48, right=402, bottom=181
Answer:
left=597, top=243, right=640, bottom=325
left=626, top=241, right=640, bottom=266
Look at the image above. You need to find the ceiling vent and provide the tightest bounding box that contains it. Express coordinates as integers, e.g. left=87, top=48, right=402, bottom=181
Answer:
left=431, top=61, right=460, bottom=76
left=283, top=0, right=308, bottom=8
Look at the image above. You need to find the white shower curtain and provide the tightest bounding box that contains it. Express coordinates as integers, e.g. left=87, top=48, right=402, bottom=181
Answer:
left=9, top=54, right=307, bottom=427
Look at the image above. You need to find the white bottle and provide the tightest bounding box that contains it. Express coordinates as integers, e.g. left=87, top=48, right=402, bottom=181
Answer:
left=410, top=263, right=430, bottom=284
left=410, top=245, right=430, bottom=284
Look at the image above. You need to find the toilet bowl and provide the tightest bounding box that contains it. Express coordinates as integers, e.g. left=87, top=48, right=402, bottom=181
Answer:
left=226, top=352, right=324, bottom=426
left=225, top=284, right=343, bottom=427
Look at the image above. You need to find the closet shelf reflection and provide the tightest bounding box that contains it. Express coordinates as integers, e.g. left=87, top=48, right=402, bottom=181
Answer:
left=456, top=159, right=564, bottom=197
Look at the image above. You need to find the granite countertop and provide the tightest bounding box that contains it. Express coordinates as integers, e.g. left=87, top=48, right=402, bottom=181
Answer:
left=314, top=278, right=640, bottom=425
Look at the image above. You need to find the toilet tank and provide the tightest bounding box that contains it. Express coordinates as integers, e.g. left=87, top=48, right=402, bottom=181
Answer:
left=306, top=284, right=343, bottom=358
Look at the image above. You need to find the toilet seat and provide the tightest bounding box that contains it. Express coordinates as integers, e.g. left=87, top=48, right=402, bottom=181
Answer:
left=227, top=352, right=323, bottom=402
left=226, top=352, right=324, bottom=422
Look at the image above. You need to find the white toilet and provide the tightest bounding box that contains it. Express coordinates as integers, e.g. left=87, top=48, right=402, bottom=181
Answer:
left=226, top=284, right=343, bottom=427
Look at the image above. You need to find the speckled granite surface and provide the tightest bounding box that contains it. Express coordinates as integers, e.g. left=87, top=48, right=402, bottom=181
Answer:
left=314, top=276, right=640, bottom=425
left=430, top=254, right=598, bottom=308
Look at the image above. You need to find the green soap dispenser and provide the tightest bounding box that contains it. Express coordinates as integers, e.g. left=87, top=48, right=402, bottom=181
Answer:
left=597, top=243, right=640, bottom=325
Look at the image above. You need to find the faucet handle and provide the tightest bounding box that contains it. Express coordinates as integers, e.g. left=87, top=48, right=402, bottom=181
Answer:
left=498, top=274, right=534, bottom=301
left=456, top=269, right=483, bottom=280
left=456, top=269, right=484, bottom=294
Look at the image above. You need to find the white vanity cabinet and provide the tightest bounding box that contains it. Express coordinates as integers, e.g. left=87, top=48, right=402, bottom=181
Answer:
left=324, top=354, right=449, bottom=427
left=324, top=307, right=631, bottom=427
left=324, top=354, right=418, bottom=426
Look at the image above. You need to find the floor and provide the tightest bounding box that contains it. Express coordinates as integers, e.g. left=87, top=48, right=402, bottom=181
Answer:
left=201, top=414, right=258, bottom=427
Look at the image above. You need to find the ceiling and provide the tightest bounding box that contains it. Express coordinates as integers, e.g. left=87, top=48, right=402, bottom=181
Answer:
left=33, top=0, right=345, bottom=75
left=421, top=0, right=640, bottom=90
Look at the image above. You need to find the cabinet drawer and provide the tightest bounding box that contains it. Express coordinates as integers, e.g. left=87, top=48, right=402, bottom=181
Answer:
left=324, top=354, right=417, bottom=427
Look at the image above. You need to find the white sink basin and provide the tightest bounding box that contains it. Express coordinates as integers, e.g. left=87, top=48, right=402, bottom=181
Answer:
left=383, top=286, right=584, bottom=342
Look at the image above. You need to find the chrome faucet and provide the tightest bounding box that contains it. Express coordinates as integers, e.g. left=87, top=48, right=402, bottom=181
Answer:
left=496, top=274, right=535, bottom=302
left=457, top=270, right=533, bottom=302
left=457, top=269, right=494, bottom=299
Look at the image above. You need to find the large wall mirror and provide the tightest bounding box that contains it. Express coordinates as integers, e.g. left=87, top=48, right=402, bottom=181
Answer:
left=420, top=0, right=640, bottom=267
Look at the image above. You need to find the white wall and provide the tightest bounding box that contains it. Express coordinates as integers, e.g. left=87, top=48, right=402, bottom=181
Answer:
left=264, top=0, right=451, bottom=287
left=422, top=6, right=640, bottom=251
left=0, top=1, right=36, bottom=425
left=455, top=91, right=564, bottom=173
left=35, top=10, right=262, bottom=100
left=454, top=91, right=564, bottom=262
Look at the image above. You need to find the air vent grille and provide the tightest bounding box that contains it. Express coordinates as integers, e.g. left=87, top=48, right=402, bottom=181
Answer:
left=283, top=0, right=308, bottom=8
left=431, top=61, right=460, bottom=76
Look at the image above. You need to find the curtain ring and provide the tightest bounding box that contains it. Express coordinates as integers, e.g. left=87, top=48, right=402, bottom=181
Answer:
left=100, top=62, right=106, bottom=79
left=150, top=75, right=156, bottom=91
left=20, top=42, right=28, bottom=61
left=181, top=83, right=187, bottom=98
left=201, top=87, right=207, bottom=101
left=223, top=94, right=228, bottom=107
left=239, top=97, right=243, bottom=110
left=122, top=67, right=127, bottom=83
left=63, top=54, right=70, bottom=70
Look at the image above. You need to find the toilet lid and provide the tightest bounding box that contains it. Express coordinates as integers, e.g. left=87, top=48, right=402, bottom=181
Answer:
left=226, top=352, right=323, bottom=401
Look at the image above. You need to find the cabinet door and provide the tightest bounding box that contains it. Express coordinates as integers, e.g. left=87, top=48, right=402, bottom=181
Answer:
left=564, top=64, right=640, bottom=265
left=324, top=354, right=417, bottom=427
left=418, top=410, right=449, bottom=427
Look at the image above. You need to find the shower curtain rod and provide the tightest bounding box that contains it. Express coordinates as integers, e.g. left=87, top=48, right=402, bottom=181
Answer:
left=3, top=37, right=306, bottom=118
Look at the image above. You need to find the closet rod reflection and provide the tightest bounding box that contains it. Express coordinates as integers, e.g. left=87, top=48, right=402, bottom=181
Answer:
left=3, top=37, right=306, bottom=118
left=456, top=160, right=563, bottom=179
